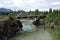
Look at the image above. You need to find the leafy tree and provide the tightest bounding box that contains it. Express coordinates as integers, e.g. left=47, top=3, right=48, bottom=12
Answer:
left=34, top=9, right=39, bottom=15
left=49, top=8, right=52, bottom=13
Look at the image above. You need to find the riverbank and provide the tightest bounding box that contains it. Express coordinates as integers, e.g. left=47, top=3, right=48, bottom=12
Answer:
left=50, top=26, right=60, bottom=40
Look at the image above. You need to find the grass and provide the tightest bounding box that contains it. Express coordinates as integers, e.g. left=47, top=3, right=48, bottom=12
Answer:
left=0, top=13, right=18, bottom=19
left=0, top=15, right=8, bottom=19
left=45, top=10, right=60, bottom=40
left=45, top=11, right=60, bottom=23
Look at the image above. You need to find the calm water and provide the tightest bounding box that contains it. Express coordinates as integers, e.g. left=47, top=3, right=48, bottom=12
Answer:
left=10, top=21, right=53, bottom=40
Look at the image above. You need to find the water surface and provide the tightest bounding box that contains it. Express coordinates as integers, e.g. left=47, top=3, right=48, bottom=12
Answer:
left=10, top=20, right=53, bottom=40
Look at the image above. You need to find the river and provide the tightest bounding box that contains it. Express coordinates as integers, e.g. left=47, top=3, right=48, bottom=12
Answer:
left=10, top=20, right=54, bottom=40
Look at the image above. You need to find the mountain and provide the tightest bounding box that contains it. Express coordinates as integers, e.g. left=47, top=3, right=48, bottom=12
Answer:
left=0, top=8, right=13, bottom=13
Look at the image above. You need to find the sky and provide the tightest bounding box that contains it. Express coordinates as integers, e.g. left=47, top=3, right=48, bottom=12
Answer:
left=0, top=0, right=60, bottom=11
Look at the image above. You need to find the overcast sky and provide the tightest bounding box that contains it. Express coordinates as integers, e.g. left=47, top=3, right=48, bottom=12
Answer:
left=0, top=0, right=60, bottom=11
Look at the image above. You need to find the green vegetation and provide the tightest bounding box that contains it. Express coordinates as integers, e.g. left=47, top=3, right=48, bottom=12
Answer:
left=45, top=9, right=60, bottom=40
left=45, top=9, right=60, bottom=23
left=34, top=9, right=40, bottom=15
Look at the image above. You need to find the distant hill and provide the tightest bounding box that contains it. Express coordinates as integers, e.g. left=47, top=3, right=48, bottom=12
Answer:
left=0, top=8, right=13, bottom=13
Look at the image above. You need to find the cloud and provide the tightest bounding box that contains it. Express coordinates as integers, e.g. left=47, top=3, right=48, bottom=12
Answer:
left=51, top=1, right=60, bottom=5
left=0, top=0, right=60, bottom=11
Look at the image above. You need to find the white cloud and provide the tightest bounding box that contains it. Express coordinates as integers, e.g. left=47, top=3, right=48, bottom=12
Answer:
left=51, top=1, right=60, bottom=5
left=0, top=0, right=60, bottom=11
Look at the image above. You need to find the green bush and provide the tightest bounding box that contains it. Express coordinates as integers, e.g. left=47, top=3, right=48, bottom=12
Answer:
left=55, top=17, right=60, bottom=26
left=45, top=10, right=60, bottom=23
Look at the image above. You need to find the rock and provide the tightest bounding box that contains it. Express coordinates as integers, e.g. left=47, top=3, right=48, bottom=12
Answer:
left=33, top=14, right=46, bottom=26
left=0, top=17, right=23, bottom=40
left=45, top=22, right=54, bottom=29
left=33, top=20, right=40, bottom=26
left=49, top=23, right=54, bottom=29
left=17, top=20, right=23, bottom=29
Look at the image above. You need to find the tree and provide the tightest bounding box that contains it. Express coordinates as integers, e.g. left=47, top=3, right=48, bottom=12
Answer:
left=34, top=9, right=39, bottom=15
left=49, top=8, right=52, bottom=13
left=28, top=10, right=31, bottom=15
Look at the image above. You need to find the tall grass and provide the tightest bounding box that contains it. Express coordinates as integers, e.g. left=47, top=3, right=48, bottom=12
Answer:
left=45, top=10, right=60, bottom=40
left=45, top=10, right=60, bottom=23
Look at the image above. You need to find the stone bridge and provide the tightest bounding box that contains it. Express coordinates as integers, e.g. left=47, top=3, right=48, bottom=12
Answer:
left=17, top=15, right=41, bottom=19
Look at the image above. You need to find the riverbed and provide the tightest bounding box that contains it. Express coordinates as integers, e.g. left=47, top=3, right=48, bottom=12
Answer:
left=10, top=20, right=54, bottom=40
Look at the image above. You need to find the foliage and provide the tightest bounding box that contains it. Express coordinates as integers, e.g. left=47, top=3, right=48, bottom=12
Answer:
left=45, top=10, right=60, bottom=23
left=34, top=9, right=40, bottom=15
left=49, top=8, right=52, bottom=13
left=45, top=9, right=60, bottom=40
left=55, top=16, right=60, bottom=26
